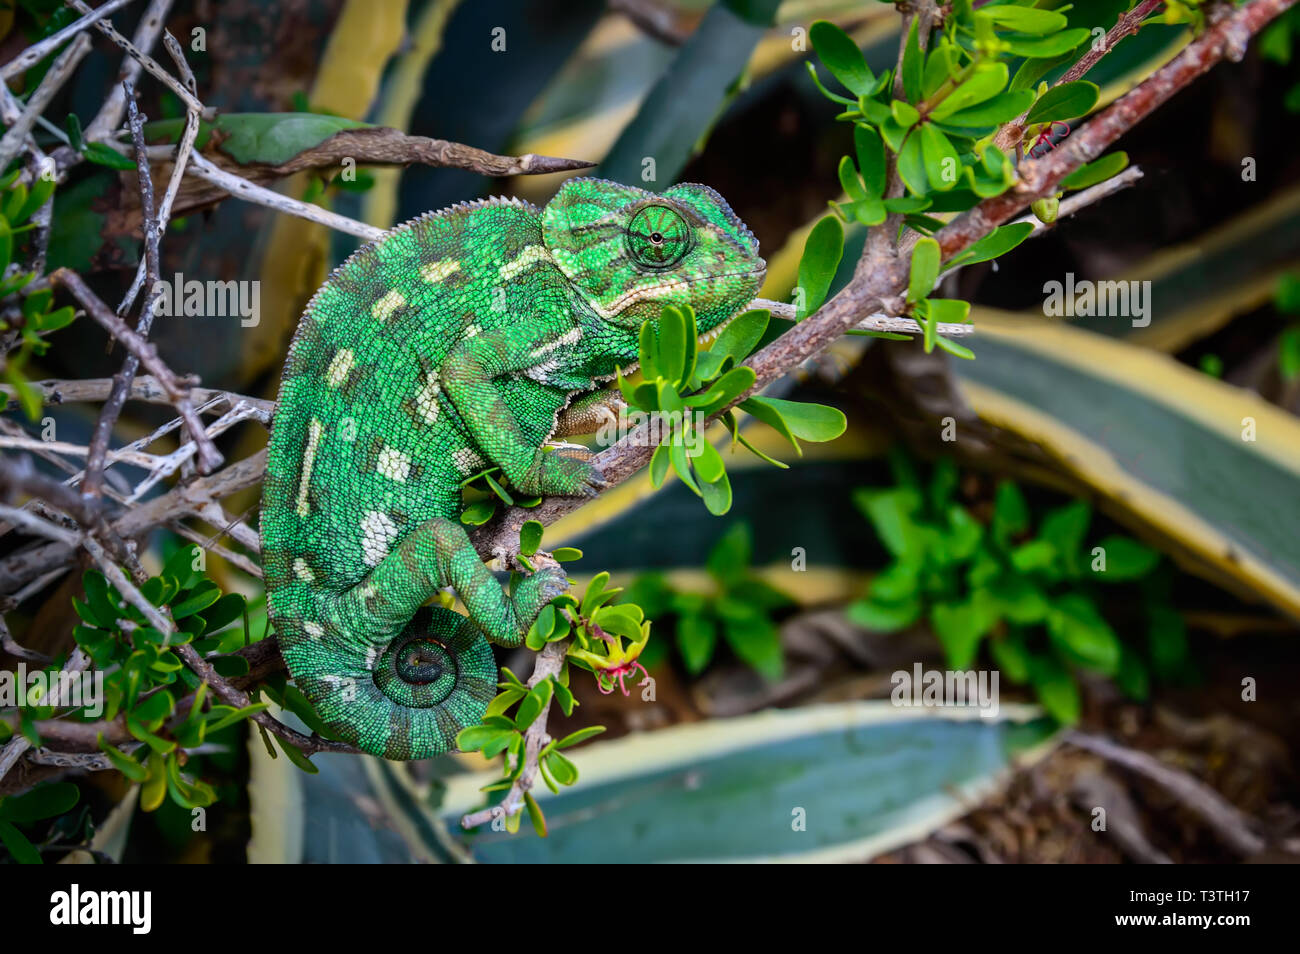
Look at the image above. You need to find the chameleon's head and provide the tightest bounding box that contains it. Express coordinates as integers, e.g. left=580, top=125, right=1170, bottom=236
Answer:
left=541, top=178, right=765, bottom=338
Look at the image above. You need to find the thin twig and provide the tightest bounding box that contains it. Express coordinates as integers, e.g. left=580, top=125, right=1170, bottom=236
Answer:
left=50, top=269, right=224, bottom=475
left=70, top=0, right=207, bottom=135
left=993, top=0, right=1166, bottom=155
left=0, top=0, right=136, bottom=79
left=186, top=152, right=385, bottom=242
left=172, top=643, right=362, bottom=756
left=0, top=33, right=93, bottom=170
left=0, top=649, right=89, bottom=783
left=116, top=31, right=202, bottom=315
left=1066, top=731, right=1267, bottom=857
left=84, top=80, right=171, bottom=506
left=460, top=637, right=570, bottom=829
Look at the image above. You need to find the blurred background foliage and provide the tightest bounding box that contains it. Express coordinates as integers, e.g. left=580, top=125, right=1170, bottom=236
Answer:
left=3, top=0, right=1299, bottom=864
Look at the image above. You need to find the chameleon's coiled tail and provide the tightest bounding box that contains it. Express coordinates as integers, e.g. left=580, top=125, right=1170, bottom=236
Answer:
left=287, top=608, right=497, bottom=760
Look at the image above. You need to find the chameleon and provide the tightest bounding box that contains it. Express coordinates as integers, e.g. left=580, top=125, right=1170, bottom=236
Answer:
left=259, top=177, right=765, bottom=759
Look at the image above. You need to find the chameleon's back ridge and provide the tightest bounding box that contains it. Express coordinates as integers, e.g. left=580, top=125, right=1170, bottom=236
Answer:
left=260, top=178, right=765, bottom=759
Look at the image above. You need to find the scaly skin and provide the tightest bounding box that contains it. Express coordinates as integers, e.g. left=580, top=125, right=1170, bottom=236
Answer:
left=259, top=178, right=765, bottom=759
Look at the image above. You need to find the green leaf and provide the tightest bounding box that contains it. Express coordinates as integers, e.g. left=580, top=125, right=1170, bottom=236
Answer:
left=931, top=597, right=994, bottom=670
left=847, top=596, right=921, bottom=632
left=930, top=62, right=1008, bottom=119
left=854, top=124, right=887, bottom=198
left=1010, top=52, right=1073, bottom=92
left=719, top=602, right=783, bottom=679
left=519, top=520, right=543, bottom=557
left=992, top=480, right=1029, bottom=543
left=1010, top=538, right=1056, bottom=572
left=82, top=141, right=137, bottom=170
left=936, top=335, right=975, bottom=360
left=1000, top=28, right=1089, bottom=58
left=707, top=522, right=752, bottom=583
left=742, top=395, right=845, bottom=442
left=1025, top=81, right=1100, bottom=124
left=901, top=17, right=924, bottom=102
left=0, top=820, right=40, bottom=864
left=989, top=630, right=1032, bottom=683
left=978, top=6, right=1068, bottom=33
left=852, top=486, right=921, bottom=558
left=677, top=612, right=718, bottom=674
left=555, top=725, right=606, bottom=749
left=796, top=216, right=844, bottom=319
left=920, top=123, right=960, bottom=191
left=171, top=582, right=221, bottom=620
left=457, top=724, right=515, bottom=752
left=738, top=396, right=800, bottom=453
left=699, top=468, right=733, bottom=515
left=515, top=679, right=554, bottom=730
left=1028, top=653, right=1081, bottom=724
left=544, top=750, right=579, bottom=786
left=809, top=20, right=876, bottom=96
left=908, top=237, right=941, bottom=303
left=709, top=308, right=769, bottom=365
left=649, top=441, right=672, bottom=488
left=891, top=99, right=920, bottom=128
left=1048, top=593, right=1121, bottom=674
left=0, top=781, right=78, bottom=822
left=459, top=500, right=496, bottom=526
left=1039, top=501, right=1091, bottom=572
left=941, top=89, right=1035, bottom=127
left=1061, top=151, right=1130, bottom=191
left=944, top=222, right=1034, bottom=270
left=1093, top=535, right=1161, bottom=580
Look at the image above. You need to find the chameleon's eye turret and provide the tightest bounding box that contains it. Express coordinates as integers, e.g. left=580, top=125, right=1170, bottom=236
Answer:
left=627, top=205, right=691, bottom=269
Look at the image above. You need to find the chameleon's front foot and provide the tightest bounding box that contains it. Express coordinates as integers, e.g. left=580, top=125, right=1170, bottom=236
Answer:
left=519, top=446, right=607, bottom=498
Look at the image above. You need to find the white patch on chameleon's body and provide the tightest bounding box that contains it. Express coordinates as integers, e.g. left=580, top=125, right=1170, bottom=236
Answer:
left=419, top=259, right=460, bottom=284
left=303, top=621, right=324, bottom=639
left=414, top=372, right=441, bottom=425
left=293, top=558, right=315, bottom=582
left=295, top=419, right=323, bottom=517
left=498, top=244, right=553, bottom=281
left=325, top=349, right=355, bottom=388
left=462, top=323, right=481, bottom=338
left=524, top=326, right=584, bottom=383
left=371, top=289, right=406, bottom=322
left=377, top=444, right=412, bottom=482
left=453, top=447, right=487, bottom=476
left=360, top=511, right=400, bottom=566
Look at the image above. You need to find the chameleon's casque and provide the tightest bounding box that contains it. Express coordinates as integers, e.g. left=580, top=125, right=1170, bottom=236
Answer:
left=260, top=178, right=765, bottom=758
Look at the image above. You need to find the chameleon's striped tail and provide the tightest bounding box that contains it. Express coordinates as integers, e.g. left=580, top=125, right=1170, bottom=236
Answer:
left=287, top=607, right=497, bottom=760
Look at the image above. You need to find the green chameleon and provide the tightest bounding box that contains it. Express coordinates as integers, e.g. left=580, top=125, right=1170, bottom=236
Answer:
left=259, top=178, right=765, bottom=759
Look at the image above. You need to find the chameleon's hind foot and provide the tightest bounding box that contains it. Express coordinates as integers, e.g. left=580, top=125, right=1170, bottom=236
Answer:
left=510, top=564, right=569, bottom=634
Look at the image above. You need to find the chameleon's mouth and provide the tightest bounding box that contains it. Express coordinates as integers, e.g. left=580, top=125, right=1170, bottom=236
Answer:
left=594, top=263, right=767, bottom=321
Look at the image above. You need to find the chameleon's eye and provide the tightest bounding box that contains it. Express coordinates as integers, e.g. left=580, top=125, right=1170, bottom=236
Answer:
left=627, top=205, right=691, bottom=269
